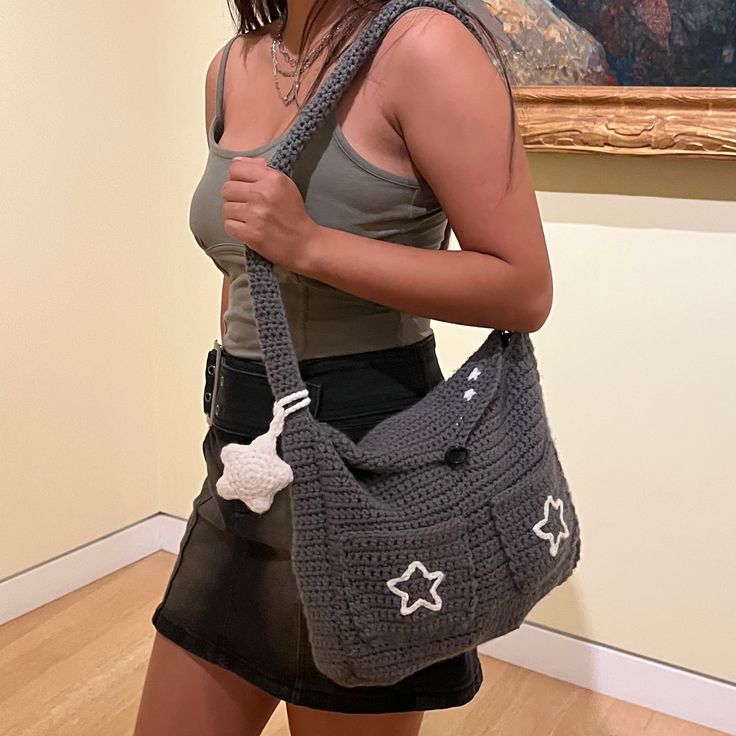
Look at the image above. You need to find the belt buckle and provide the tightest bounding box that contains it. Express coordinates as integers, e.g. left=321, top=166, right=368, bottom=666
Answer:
left=206, top=339, right=224, bottom=426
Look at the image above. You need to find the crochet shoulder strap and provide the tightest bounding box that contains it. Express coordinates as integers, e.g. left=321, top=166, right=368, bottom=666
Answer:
left=246, top=0, right=486, bottom=399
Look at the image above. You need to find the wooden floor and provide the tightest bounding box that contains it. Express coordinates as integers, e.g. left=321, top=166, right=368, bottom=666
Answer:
left=0, top=551, right=727, bottom=736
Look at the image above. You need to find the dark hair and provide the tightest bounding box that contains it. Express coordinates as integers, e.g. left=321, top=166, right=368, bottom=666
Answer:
left=226, top=0, right=517, bottom=190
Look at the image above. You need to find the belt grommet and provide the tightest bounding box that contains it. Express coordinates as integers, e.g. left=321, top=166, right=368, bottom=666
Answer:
left=204, top=391, right=212, bottom=401
left=207, top=365, right=215, bottom=375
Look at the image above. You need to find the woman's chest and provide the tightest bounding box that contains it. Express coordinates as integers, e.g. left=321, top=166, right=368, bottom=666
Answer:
left=189, top=115, right=441, bottom=262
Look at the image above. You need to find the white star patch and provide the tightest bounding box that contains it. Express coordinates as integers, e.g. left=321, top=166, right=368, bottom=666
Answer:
left=463, top=388, right=477, bottom=401
left=386, top=560, right=445, bottom=615
left=532, top=495, right=570, bottom=557
left=467, top=367, right=482, bottom=381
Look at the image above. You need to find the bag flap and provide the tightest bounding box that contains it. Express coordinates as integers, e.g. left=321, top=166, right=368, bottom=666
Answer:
left=318, top=330, right=530, bottom=473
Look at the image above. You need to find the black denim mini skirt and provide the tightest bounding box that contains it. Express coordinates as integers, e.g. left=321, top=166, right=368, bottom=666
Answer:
left=151, top=333, right=484, bottom=713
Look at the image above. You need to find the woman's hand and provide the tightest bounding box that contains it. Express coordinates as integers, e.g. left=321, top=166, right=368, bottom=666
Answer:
left=221, top=156, right=320, bottom=272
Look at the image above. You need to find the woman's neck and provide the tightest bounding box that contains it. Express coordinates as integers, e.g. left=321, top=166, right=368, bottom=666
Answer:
left=279, top=0, right=351, bottom=54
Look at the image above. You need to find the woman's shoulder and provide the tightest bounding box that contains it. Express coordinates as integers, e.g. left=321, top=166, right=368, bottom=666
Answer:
left=204, top=30, right=267, bottom=134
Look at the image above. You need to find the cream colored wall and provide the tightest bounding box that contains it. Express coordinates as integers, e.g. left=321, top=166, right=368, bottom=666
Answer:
left=0, top=0, right=163, bottom=578
left=2, top=1, right=734, bottom=686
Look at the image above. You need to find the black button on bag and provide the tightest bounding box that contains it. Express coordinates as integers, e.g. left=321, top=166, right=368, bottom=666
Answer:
left=444, top=445, right=468, bottom=467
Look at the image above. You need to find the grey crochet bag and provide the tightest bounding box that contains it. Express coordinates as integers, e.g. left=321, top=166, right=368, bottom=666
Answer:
left=220, top=0, right=582, bottom=688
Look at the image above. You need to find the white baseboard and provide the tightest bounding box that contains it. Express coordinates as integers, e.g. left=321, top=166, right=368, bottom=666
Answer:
left=2, top=514, right=734, bottom=734
left=0, top=513, right=184, bottom=625
left=480, top=625, right=735, bottom=734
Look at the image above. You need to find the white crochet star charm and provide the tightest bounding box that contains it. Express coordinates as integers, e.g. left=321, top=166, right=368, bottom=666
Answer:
left=467, top=367, right=482, bottom=381
left=386, top=560, right=445, bottom=615
left=217, top=433, right=293, bottom=514
left=216, top=389, right=310, bottom=514
left=532, top=495, right=570, bottom=557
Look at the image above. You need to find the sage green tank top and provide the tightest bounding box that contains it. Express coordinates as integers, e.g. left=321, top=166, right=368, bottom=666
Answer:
left=189, top=22, right=450, bottom=360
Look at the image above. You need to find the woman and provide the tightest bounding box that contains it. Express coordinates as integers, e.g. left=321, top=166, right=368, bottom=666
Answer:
left=134, top=0, right=552, bottom=733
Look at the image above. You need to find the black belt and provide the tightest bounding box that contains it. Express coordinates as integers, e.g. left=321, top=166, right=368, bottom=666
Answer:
left=202, top=336, right=441, bottom=438
left=203, top=340, right=323, bottom=437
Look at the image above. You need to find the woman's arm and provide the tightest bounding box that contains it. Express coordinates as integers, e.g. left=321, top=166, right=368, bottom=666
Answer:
left=295, top=10, right=552, bottom=332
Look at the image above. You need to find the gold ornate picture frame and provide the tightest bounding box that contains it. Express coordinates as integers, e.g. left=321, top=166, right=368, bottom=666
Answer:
left=477, top=0, right=736, bottom=158
left=514, top=86, right=736, bottom=158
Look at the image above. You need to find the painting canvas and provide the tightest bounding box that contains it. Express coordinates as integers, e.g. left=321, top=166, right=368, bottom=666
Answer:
left=476, top=0, right=736, bottom=156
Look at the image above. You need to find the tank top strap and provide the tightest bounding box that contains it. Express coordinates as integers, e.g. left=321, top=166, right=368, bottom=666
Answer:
left=216, top=34, right=242, bottom=123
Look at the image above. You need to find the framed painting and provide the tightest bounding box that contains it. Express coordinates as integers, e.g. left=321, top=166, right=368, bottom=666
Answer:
left=479, top=0, right=736, bottom=157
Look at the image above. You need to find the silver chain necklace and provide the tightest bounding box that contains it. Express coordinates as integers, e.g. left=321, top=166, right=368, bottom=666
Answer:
left=271, top=14, right=349, bottom=106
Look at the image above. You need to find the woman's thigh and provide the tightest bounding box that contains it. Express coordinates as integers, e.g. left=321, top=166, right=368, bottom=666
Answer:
left=285, top=702, right=425, bottom=736
left=133, top=632, right=281, bottom=736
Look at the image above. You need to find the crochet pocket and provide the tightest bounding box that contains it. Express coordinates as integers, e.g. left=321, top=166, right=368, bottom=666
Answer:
left=488, top=443, right=576, bottom=594
left=337, top=514, right=477, bottom=647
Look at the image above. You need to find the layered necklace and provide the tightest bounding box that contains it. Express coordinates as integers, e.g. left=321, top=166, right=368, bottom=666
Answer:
left=271, top=13, right=349, bottom=106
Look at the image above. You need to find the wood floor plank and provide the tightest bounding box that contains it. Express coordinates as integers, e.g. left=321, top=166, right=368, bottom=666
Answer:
left=0, top=551, right=727, bottom=736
